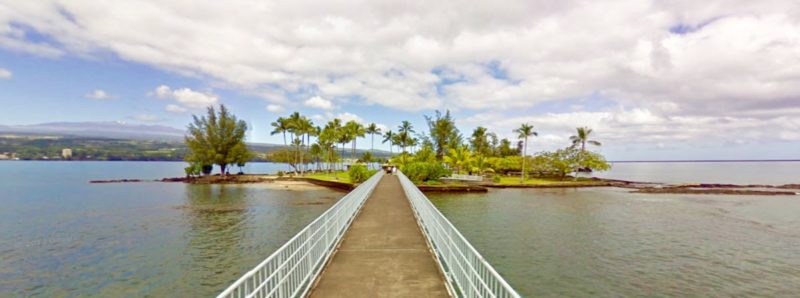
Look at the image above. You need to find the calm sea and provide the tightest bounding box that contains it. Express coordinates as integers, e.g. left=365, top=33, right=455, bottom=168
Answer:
left=596, top=161, right=800, bottom=185
left=430, top=161, right=800, bottom=296
left=1, top=161, right=799, bottom=297
left=0, top=161, right=343, bottom=297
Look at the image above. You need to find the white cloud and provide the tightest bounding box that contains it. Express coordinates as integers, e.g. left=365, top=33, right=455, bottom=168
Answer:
left=3, top=1, right=800, bottom=149
left=0, top=67, right=12, bottom=79
left=153, top=85, right=218, bottom=112
left=165, top=104, right=188, bottom=113
left=335, top=112, right=364, bottom=124
left=266, top=104, right=285, bottom=113
left=85, top=89, right=116, bottom=100
left=128, top=114, right=160, bottom=122
left=303, top=96, right=334, bottom=110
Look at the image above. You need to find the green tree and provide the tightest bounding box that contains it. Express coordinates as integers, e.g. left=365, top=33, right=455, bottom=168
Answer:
left=185, top=105, right=252, bottom=175
left=366, top=123, right=382, bottom=154
left=397, top=121, right=415, bottom=164
left=382, top=130, right=396, bottom=155
left=425, top=110, right=459, bottom=160
left=444, top=145, right=473, bottom=174
left=469, top=126, right=496, bottom=157
left=570, top=127, right=602, bottom=152
left=345, top=120, right=366, bottom=159
left=513, top=123, right=538, bottom=182
left=270, top=117, right=290, bottom=146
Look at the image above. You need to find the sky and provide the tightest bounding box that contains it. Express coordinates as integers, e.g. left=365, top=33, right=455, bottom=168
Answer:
left=0, top=0, right=799, bottom=160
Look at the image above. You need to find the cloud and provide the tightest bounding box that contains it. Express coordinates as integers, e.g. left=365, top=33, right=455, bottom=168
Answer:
left=153, top=85, right=218, bottom=112
left=0, top=68, right=11, bottom=79
left=3, top=1, right=800, bottom=149
left=303, top=96, right=334, bottom=110
left=85, top=89, right=116, bottom=100
left=127, top=114, right=161, bottom=122
left=335, top=112, right=364, bottom=124
left=165, top=104, right=188, bottom=113
left=266, top=104, right=285, bottom=113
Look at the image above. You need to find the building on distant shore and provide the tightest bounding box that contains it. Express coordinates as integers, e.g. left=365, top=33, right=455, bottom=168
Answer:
left=62, top=148, right=72, bottom=159
left=0, top=152, right=16, bottom=160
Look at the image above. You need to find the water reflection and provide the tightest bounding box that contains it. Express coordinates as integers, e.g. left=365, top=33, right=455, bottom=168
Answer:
left=180, top=185, right=252, bottom=293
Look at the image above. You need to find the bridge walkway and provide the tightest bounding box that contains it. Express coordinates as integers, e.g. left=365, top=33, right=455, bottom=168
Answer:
left=308, top=175, right=449, bottom=297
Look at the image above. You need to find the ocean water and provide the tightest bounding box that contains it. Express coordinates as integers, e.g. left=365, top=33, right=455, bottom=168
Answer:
left=595, top=161, right=800, bottom=185
left=0, top=161, right=343, bottom=297
left=429, top=161, right=800, bottom=296
left=2, top=161, right=799, bottom=297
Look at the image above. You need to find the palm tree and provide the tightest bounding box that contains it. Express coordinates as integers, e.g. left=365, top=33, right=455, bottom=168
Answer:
left=513, top=123, right=538, bottom=183
left=570, top=127, right=601, bottom=152
left=296, top=117, right=315, bottom=175
left=345, top=121, right=366, bottom=160
left=444, top=146, right=473, bottom=174
left=397, top=121, right=415, bottom=164
left=398, top=121, right=414, bottom=153
left=366, top=123, right=382, bottom=153
left=325, top=119, right=345, bottom=171
left=270, top=117, right=290, bottom=146
left=382, top=130, right=395, bottom=155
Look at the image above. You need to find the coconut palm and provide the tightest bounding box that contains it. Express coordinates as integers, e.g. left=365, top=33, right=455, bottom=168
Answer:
left=366, top=123, right=382, bottom=153
left=570, top=127, right=601, bottom=152
left=397, top=121, right=414, bottom=154
left=270, top=117, right=290, bottom=146
left=513, top=123, right=538, bottom=182
left=444, top=146, right=473, bottom=174
left=382, top=130, right=395, bottom=155
left=345, top=121, right=366, bottom=159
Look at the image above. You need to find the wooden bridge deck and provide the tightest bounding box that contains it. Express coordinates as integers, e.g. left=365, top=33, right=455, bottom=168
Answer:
left=308, top=175, right=449, bottom=297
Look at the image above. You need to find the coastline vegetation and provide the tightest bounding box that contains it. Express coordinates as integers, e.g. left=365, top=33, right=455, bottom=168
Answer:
left=177, top=104, right=611, bottom=187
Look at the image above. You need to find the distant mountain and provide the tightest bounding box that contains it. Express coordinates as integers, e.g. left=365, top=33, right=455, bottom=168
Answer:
left=0, top=121, right=392, bottom=158
left=0, top=121, right=186, bottom=140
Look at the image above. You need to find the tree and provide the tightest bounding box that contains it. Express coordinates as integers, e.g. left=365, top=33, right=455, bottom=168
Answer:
left=366, top=123, right=382, bottom=153
left=185, top=105, right=252, bottom=176
left=513, top=123, right=538, bottom=182
left=425, top=110, right=459, bottom=160
left=270, top=117, right=290, bottom=146
left=382, top=130, right=396, bottom=155
left=444, top=145, right=473, bottom=174
left=397, top=121, right=415, bottom=164
left=345, top=120, right=366, bottom=159
left=570, top=127, right=602, bottom=152
left=469, top=126, right=496, bottom=157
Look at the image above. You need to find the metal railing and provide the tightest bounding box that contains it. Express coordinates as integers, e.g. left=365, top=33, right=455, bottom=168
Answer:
left=217, top=171, right=384, bottom=298
left=397, top=171, right=521, bottom=298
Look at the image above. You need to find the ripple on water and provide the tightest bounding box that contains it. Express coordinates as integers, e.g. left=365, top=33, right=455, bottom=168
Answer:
left=428, top=188, right=800, bottom=297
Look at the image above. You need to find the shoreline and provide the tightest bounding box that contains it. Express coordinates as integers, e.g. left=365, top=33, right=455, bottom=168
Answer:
left=89, top=174, right=800, bottom=196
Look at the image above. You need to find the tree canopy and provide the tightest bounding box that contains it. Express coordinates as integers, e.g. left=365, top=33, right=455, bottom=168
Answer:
left=185, top=105, right=253, bottom=175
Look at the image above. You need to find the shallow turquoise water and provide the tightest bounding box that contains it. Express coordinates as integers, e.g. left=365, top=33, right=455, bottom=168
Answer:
left=0, top=161, right=343, bottom=297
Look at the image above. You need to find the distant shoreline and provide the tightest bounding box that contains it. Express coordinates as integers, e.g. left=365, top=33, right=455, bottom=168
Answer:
left=3, top=159, right=798, bottom=163
left=609, top=159, right=800, bottom=163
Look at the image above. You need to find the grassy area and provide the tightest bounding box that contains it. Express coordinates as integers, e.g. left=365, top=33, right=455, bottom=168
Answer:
left=306, top=171, right=352, bottom=183
left=492, top=175, right=603, bottom=186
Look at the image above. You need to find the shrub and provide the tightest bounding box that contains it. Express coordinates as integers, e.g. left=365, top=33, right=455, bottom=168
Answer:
left=492, top=175, right=501, bottom=183
left=401, top=162, right=451, bottom=183
left=348, top=164, right=374, bottom=184
left=276, top=170, right=285, bottom=177
left=201, top=164, right=213, bottom=175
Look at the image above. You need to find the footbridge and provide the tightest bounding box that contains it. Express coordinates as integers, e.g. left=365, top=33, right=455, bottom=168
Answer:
left=217, top=171, right=520, bottom=298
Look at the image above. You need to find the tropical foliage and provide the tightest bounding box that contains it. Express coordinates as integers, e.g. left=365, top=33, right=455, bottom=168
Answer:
left=185, top=105, right=253, bottom=175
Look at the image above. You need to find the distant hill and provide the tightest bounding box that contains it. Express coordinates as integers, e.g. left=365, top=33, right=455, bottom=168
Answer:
left=0, top=121, right=392, bottom=161
left=0, top=121, right=186, bottom=141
